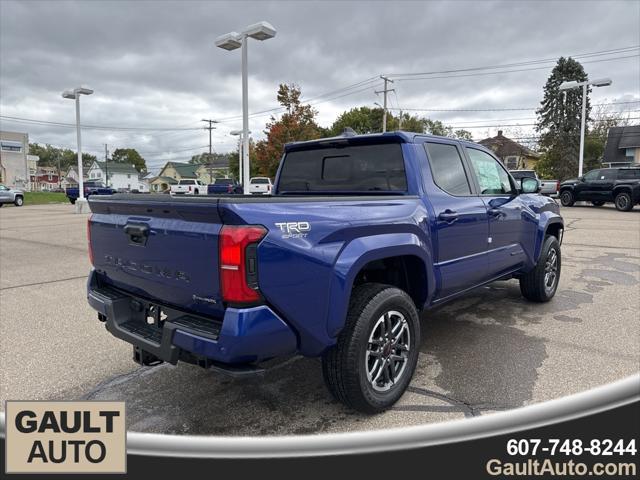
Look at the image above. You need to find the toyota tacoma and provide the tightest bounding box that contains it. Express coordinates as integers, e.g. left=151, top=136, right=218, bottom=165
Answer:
left=86, top=131, right=563, bottom=412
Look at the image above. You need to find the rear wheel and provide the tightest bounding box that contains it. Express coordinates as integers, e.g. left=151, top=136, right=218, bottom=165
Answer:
left=14, top=196, right=23, bottom=207
left=519, top=235, right=561, bottom=302
left=69, top=198, right=76, bottom=205
left=194, top=189, right=199, bottom=195
left=322, top=284, right=420, bottom=413
left=614, top=192, right=633, bottom=212
left=591, top=200, right=605, bottom=207
left=560, top=190, right=574, bottom=207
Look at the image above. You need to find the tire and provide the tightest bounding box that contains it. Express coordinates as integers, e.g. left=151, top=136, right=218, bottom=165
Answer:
left=14, top=196, right=23, bottom=207
left=519, top=235, right=561, bottom=302
left=591, top=200, right=605, bottom=207
left=194, top=189, right=199, bottom=195
left=614, top=192, right=633, bottom=212
left=0, top=203, right=3, bottom=208
left=69, top=198, right=76, bottom=205
left=560, top=190, right=574, bottom=207
left=322, top=283, right=420, bottom=413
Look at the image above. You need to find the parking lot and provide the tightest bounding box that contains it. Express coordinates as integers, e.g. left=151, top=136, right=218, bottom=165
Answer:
left=1, top=202, right=638, bottom=435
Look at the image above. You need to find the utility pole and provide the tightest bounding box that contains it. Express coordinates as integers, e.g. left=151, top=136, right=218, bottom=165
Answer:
left=398, top=110, right=403, bottom=130
left=201, top=119, right=218, bottom=183
left=104, top=144, right=109, bottom=187
left=375, top=75, right=395, bottom=133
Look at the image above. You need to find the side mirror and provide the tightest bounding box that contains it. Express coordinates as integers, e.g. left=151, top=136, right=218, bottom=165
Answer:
left=520, top=177, right=540, bottom=194
left=578, top=176, right=585, bottom=182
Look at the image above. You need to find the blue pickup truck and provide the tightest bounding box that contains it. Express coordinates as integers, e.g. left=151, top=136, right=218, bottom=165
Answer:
left=86, top=131, right=563, bottom=412
left=66, top=181, right=115, bottom=204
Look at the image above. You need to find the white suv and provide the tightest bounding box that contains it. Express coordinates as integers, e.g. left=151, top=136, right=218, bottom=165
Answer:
left=249, top=177, right=273, bottom=195
left=170, top=179, right=207, bottom=195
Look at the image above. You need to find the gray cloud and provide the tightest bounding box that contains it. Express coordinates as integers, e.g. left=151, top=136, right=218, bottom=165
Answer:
left=1, top=0, right=639, bottom=171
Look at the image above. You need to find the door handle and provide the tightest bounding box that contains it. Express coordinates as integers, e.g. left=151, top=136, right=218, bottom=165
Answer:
left=438, top=210, right=459, bottom=223
left=488, top=208, right=504, bottom=218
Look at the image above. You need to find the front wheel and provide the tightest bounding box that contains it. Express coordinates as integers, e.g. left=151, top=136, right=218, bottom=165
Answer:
left=591, top=200, right=605, bottom=206
left=69, top=198, right=76, bottom=205
left=322, top=284, right=420, bottom=413
left=614, top=192, right=633, bottom=212
left=519, top=235, right=561, bottom=302
left=14, top=196, right=23, bottom=207
left=560, top=190, right=574, bottom=207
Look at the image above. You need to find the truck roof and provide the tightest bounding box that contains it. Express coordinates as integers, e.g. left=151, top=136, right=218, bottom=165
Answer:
left=284, top=130, right=485, bottom=152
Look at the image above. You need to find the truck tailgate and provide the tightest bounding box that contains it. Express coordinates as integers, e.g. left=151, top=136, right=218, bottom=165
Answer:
left=88, top=195, right=225, bottom=318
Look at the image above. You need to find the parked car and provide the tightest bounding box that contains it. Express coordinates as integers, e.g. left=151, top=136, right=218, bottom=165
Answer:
left=86, top=131, right=563, bottom=413
left=509, top=170, right=559, bottom=197
left=0, top=184, right=24, bottom=207
left=559, top=166, right=640, bottom=211
left=65, top=181, right=114, bottom=204
left=208, top=178, right=243, bottom=195
left=170, top=179, right=207, bottom=195
left=248, top=177, right=273, bottom=195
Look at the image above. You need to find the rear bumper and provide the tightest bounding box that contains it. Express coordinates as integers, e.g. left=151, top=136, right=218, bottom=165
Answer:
left=86, top=270, right=297, bottom=365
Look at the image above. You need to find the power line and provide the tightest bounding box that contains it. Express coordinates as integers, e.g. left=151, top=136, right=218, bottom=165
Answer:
left=387, top=101, right=640, bottom=112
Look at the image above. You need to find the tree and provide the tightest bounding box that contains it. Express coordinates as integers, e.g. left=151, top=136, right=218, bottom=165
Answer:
left=536, top=57, right=590, bottom=180
left=28, top=143, right=97, bottom=175
left=423, top=119, right=452, bottom=137
left=111, top=148, right=146, bottom=173
left=453, top=129, right=474, bottom=141
left=583, top=104, right=632, bottom=171
left=254, top=84, right=324, bottom=177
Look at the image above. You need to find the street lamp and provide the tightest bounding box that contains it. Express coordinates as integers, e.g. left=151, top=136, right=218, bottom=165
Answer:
left=216, top=21, right=276, bottom=193
left=62, top=86, right=93, bottom=213
left=230, top=129, right=251, bottom=181
left=559, top=77, right=612, bottom=177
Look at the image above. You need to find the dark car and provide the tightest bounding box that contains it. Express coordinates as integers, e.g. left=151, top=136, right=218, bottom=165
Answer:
left=207, top=178, right=243, bottom=194
left=559, top=167, right=640, bottom=211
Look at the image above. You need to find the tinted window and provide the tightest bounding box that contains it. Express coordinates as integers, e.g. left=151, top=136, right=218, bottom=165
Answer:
left=618, top=169, right=640, bottom=179
left=600, top=169, right=617, bottom=180
left=278, top=143, right=407, bottom=193
left=251, top=178, right=270, bottom=184
left=425, top=143, right=471, bottom=195
left=466, top=148, right=514, bottom=195
left=583, top=169, right=600, bottom=181
left=215, top=179, right=234, bottom=185
left=179, top=180, right=195, bottom=185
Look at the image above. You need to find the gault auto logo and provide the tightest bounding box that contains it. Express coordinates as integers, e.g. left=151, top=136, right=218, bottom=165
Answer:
left=5, top=401, right=126, bottom=474
left=275, top=221, right=311, bottom=239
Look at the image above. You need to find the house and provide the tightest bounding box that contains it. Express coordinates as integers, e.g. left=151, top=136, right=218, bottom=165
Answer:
left=33, top=166, right=60, bottom=191
left=478, top=130, right=540, bottom=170
left=0, top=130, right=30, bottom=189
left=602, top=125, right=640, bottom=167
left=61, top=166, right=81, bottom=189
left=149, top=162, right=200, bottom=192
left=86, top=161, right=141, bottom=191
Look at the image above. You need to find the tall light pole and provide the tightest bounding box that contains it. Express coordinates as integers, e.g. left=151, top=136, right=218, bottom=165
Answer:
left=215, top=21, right=276, bottom=193
left=62, top=87, right=93, bottom=213
left=559, top=78, right=612, bottom=177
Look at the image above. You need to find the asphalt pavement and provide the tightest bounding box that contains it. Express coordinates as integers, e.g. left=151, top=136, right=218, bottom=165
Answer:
left=1, top=201, right=638, bottom=435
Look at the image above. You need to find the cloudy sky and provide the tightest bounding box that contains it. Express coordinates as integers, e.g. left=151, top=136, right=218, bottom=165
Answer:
left=1, top=0, right=639, bottom=172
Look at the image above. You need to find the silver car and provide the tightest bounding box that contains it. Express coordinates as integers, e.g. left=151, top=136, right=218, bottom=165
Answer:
left=0, top=184, right=24, bottom=207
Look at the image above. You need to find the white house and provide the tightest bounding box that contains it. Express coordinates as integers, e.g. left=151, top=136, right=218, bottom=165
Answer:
left=87, top=161, right=143, bottom=191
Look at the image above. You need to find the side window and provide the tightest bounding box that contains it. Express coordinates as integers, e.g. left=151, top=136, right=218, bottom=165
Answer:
left=466, top=148, right=514, bottom=195
left=583, top=170, right=600, bottom=181
left=424, top=142, right=471, bottom=195
left=600, top=169, right=616, bottom=180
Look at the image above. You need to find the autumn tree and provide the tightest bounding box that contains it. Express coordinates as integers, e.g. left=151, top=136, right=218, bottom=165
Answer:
left=254, top=84, right=324, bottom=177
left=536, top=57, right=590, bottom=180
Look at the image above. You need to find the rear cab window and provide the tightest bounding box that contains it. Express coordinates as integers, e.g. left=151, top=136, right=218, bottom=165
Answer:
left=424, top=142, right=471, bottom=195
left=277, top=143, right=407, bottom=194
left=179, top=180, right=196, bottom=185
left=618, top=169, right=640, bottom=180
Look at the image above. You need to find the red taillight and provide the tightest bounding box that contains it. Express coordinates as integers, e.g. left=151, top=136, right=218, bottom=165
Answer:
left=87, top=214, right=94, bottom=265
left=219, top=225, right=266, bottom=304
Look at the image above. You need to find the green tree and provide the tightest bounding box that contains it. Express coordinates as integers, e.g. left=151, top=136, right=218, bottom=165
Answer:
left=423, top=119, right=453, bottom=136
left=453, top=129, right=474, bottom=141
left=111, top=148, right=146, bottom=173
left=28, top=143, right=97, bottom=174
left=536, top=57, right=590, bottom=180
left=254, top=84, right=324, bottom=177
left=329, top=106, right=386, bottom=135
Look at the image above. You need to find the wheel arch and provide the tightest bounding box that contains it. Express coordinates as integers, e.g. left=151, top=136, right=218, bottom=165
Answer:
left=326, top=232, right=434, bottom=340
